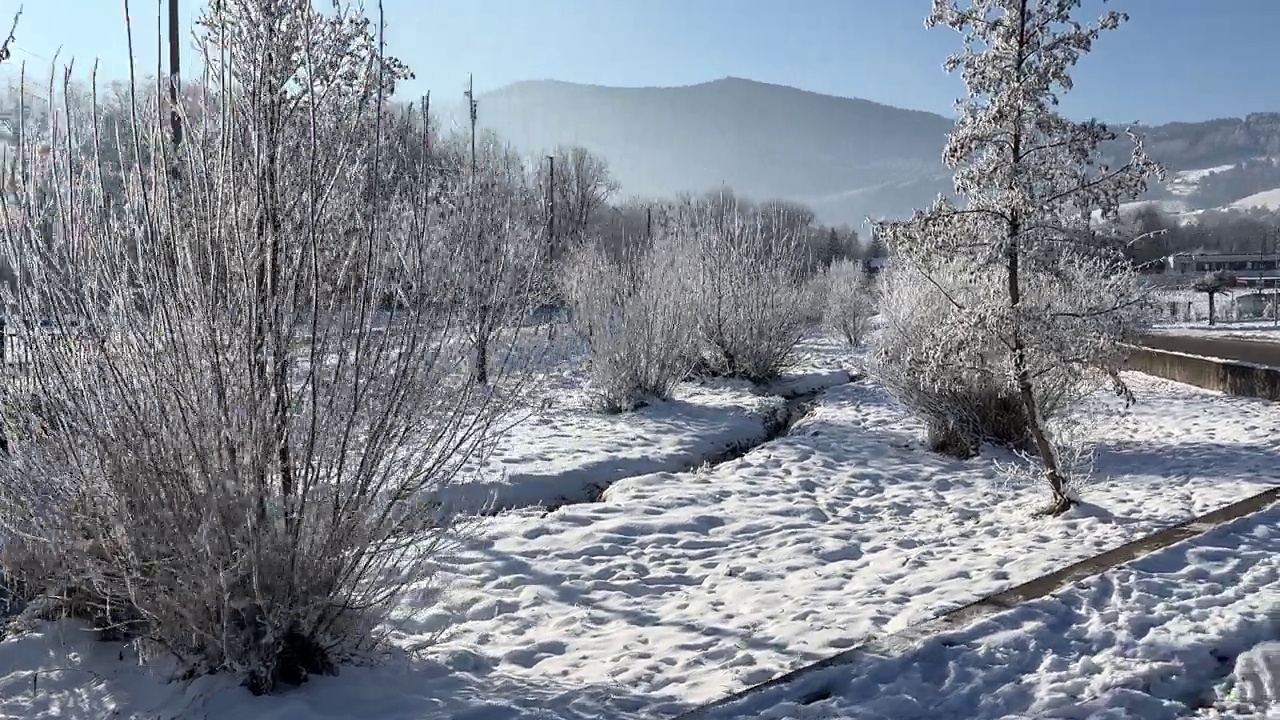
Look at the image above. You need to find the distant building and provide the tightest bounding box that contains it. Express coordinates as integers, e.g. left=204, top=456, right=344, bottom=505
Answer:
left=1167, top=251, right=1280, bottom=288
left=1235, top=291, right=1276, bottom=318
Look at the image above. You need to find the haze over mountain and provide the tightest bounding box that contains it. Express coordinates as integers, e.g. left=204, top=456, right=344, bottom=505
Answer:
left=443, top=77, right=1280, bottom=227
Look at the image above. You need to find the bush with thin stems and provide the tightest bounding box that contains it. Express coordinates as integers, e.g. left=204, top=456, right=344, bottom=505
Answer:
left=671, top=197, right=814, bottom=382
left=871, top=259, right=1084, bottom=459
left=823, top=258, right=876, bottom=346
left=561, top=234, right=695, bottom=412
left=0, top=0, right=541, bottom=695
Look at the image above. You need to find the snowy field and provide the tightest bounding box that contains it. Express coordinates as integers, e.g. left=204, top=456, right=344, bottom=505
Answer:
left=2, top=365, right=1278, bottom=719
left=1230, top=187, right=1280, bottom=213
left=700, top=503, right=1280, bottom=720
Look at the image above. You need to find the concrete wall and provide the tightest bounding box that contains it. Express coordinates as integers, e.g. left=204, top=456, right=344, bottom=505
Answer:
left=1124, top=345, right=1280, bottom=401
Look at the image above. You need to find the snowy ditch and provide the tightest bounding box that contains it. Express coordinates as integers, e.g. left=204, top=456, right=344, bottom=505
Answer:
left=699, top=383, right=846, bottom=471
left=442, top=369, right=862, bottom=516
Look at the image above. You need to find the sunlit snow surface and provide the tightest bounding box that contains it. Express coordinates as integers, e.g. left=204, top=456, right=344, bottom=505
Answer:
left=2, top=341, right=1277, bottom=719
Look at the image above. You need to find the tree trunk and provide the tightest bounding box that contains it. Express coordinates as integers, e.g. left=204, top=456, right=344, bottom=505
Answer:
left=1006, top=0, right=1073, bottom=517
left=475, top=307, right=489, bottom=386
left=1006, top=224, right=1074, bottom=516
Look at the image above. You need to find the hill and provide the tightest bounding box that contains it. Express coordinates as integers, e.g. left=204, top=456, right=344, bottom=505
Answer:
left=439, top=77, right=1280, bottom=226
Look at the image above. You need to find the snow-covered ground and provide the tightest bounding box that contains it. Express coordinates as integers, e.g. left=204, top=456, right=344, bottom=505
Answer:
left=1151, top=320, right=1280, bottom=341
left=1171, top=164, right=1238, bottom=188
left=699, top=502, right=1280, bottom=720
left=1114, top=198, right=1188, bottom=217
left=1231, top=187, right=1280, bottom=213
left=444, top=380, right=791, bottom=513
left=442, top=335, right=857, bottom=513
left=2, top=371, right=1278, bottom=719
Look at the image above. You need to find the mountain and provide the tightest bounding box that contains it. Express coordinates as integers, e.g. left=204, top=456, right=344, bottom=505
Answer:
left=443, top=77, right=952, bottom=225
left=445, top=77, right=1280, bottom=227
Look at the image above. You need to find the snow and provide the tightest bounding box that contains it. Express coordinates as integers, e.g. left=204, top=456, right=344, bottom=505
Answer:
left=1175, top=164, right=1238, bottom=183
left=1230, top=187, right=1280, bottom=212
left=441, top=380, right=791, bottom=513
left=2, top=369, right=1278, bottom=719
left=1111, top=199, right=1187, bottom=216
left=696, top=502, right=1280, bottom=720
left=1151, top=321, right=1280, bottom=342
left=439, top=336, right=857, bottom=513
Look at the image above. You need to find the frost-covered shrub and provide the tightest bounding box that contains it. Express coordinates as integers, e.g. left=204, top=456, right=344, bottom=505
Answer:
left=872, top=261, right=1079, bottom=458
left=800, top=271, right=830, bottom=327
left=824, top=259, right=877, bottom=346
left=671, top=199, right=813, bottom=382
left=562, top=238, right=694, bottom=412
left=0, top=2, right=534, bottom=695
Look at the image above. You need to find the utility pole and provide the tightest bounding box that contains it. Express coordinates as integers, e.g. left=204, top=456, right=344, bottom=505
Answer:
left=464, top=74, right=477, bottom=177
left=168, top=0, right=182, bottom=147
left=545, top=154, right=556, bottom=340
left=546, top=154, right=555, bottom=263
left=421, top=90, right=430, bottom=161
left=1264, top=225, right=1274, bottom=326
left=646, top=206, right=652, bottom=240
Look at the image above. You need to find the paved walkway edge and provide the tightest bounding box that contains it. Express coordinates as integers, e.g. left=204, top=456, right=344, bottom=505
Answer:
left=673, top=485, right=1280, bottom=719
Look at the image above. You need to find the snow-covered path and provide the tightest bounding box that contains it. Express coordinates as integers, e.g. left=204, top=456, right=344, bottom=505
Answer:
left=440, top=335, right=857, bottom=513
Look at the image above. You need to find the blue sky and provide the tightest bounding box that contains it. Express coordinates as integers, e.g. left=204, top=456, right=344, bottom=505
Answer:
left=5, top=0, right=1276, bottom=124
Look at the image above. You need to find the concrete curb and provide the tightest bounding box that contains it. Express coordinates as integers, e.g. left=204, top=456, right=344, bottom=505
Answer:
left=673, top=485, right=1280, bottom=719
left=1124, top=342, right=1280, bottom=400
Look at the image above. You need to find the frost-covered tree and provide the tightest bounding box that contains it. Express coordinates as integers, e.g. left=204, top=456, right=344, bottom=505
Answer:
left=538, top=145, right=618, bottom=248
left=1192, top=270, right=1233, bottom=326
left=873, top=0, right=1162, bottom=515
left=445, top=134, right=543, bottom=386
left=825, top=258, right=876, bottom=346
